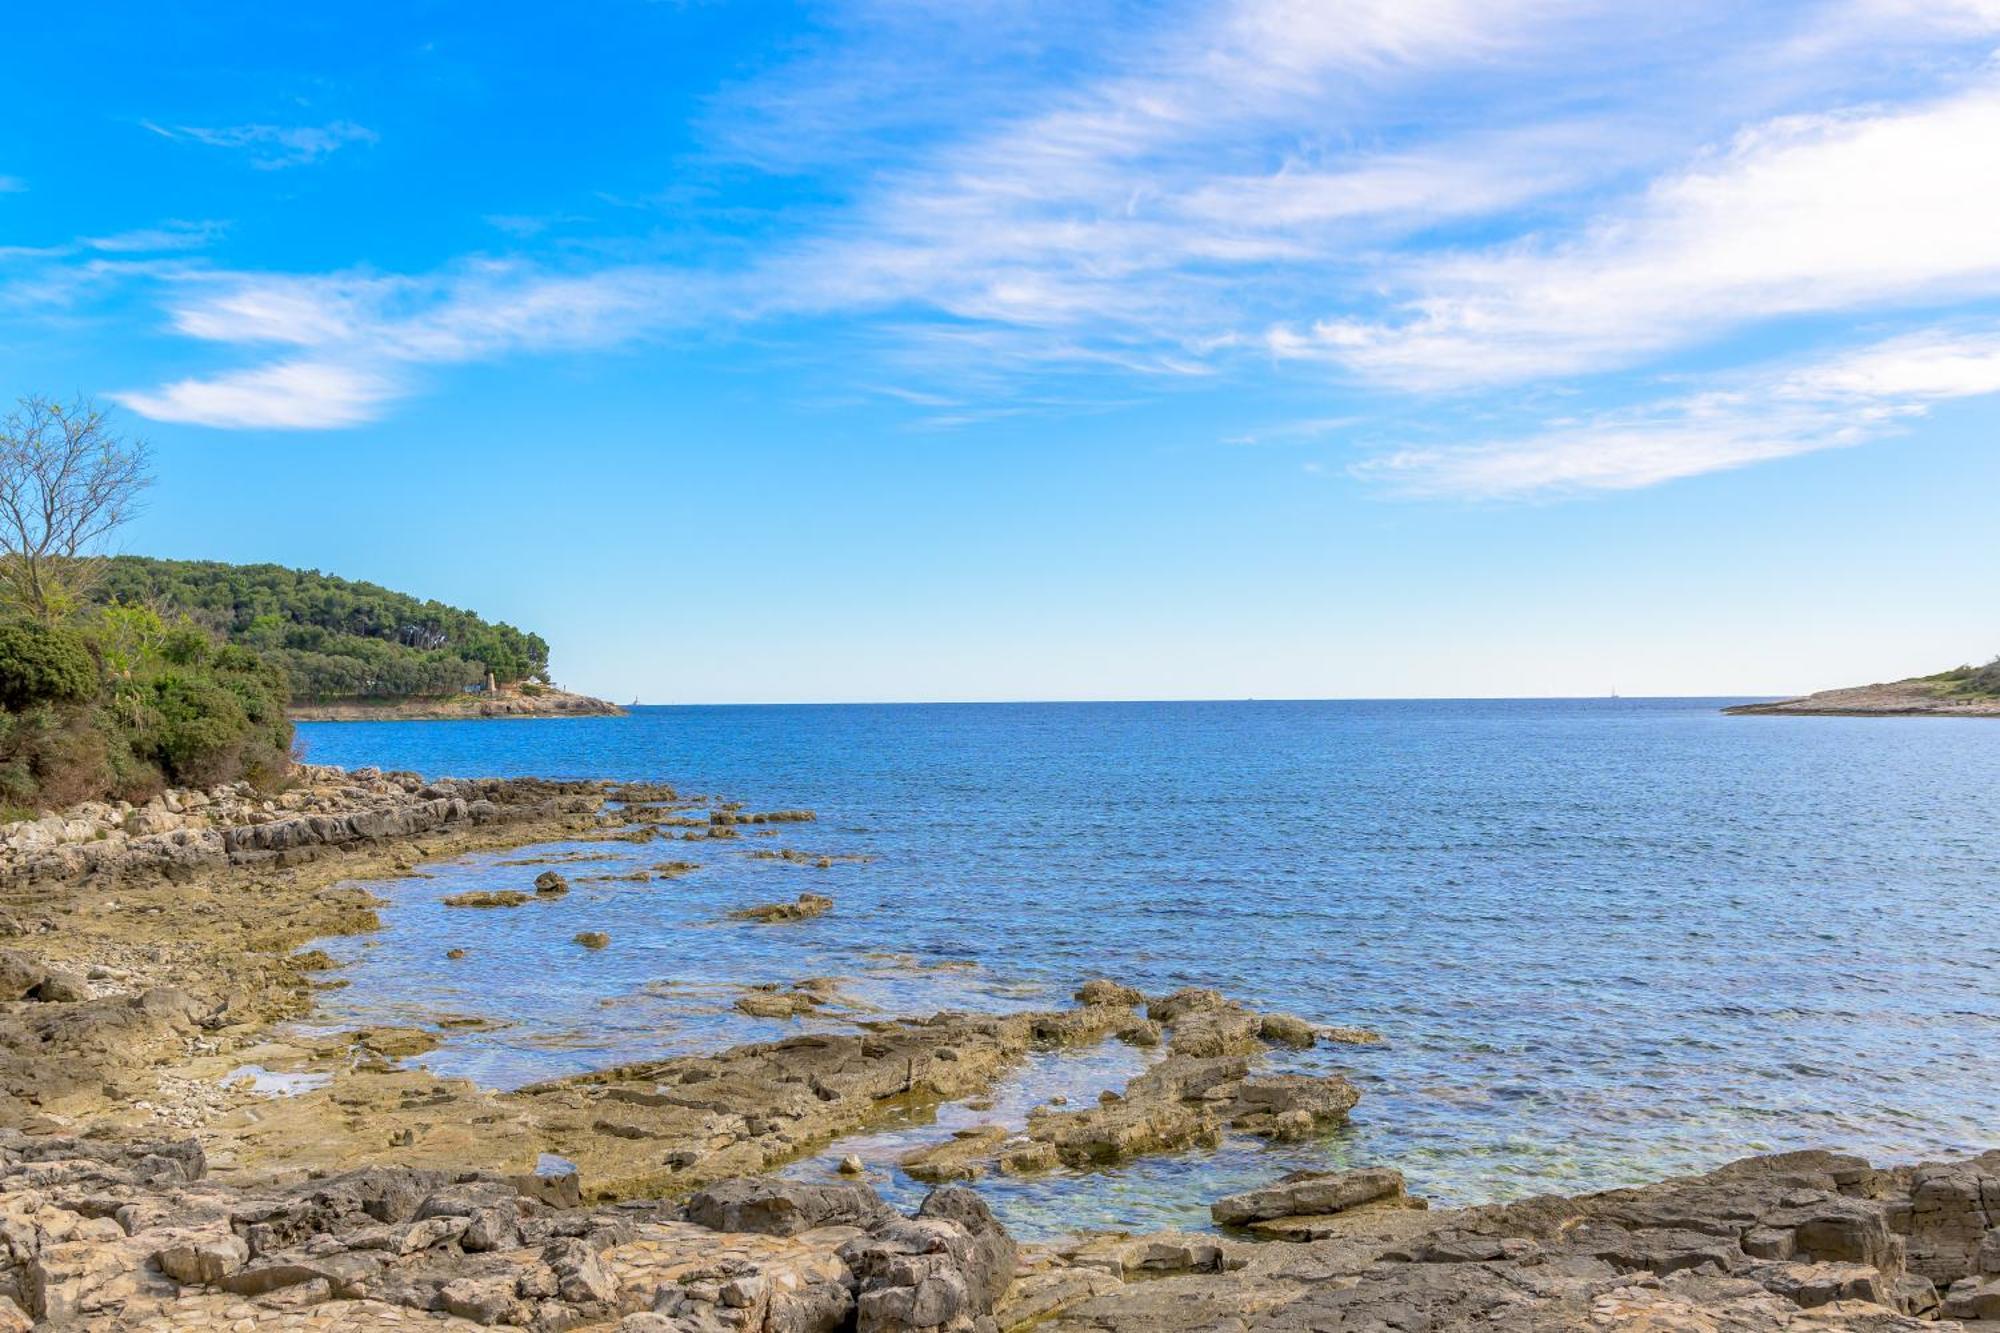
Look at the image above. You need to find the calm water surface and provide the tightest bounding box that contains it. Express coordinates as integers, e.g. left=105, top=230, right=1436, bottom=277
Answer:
left=296, top=700, right=2000, bottom=1236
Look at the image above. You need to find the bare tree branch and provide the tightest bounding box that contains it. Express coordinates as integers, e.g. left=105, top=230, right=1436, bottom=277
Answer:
left=0, top=396, right=153, bottom=622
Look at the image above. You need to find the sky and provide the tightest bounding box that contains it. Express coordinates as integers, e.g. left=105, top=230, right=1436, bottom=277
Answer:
left=4, top=0, right=1999, bottom=703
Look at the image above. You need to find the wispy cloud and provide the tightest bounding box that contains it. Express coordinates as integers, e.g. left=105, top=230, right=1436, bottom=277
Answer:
left=115, top=360, right=396, bottom=429
left=0, top=220, right=220, bottom=262
left=1356, top=326, right=2000, bottom=497
left=1284, top=81, right=2000, bottom=388
left=142, top=119, right=377, bottom=169
left=70, top=0, right=2000, bottom=506
left=113, top=263, right=688, bottom=427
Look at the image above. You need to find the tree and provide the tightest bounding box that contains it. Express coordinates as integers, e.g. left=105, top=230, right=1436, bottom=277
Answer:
left=0, top=397, right=152, bottom=623
left=0, top=619, right=97, bottom=711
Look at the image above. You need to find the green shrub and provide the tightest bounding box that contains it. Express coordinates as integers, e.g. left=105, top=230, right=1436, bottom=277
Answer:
left=0, top=603, right=294, bottom=810
left=0, top=619, right=98, bottom=711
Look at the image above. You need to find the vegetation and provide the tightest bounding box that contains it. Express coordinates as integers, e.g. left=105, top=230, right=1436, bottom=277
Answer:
left=1920, top=658, right=2000, bottom=697
left=0, top=398, right=294, bottom=812
left=90, top=558, right=551, bottom=703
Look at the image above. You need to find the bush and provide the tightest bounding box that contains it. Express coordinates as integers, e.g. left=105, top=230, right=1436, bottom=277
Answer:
left=0, top=604, right=295, bottom=810
left=1969, top=657, right=2000, bottom=695
left=0, top=619, right=98, bottom=711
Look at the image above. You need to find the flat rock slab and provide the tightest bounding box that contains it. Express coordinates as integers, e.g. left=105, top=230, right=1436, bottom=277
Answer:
left=1212, top=1167, right=1408, bottom=1226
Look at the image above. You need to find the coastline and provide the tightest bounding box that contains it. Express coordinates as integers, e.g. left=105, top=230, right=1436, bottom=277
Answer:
left=1725, top=679, right=2000, bottom=717
left=1, top=768, right=1994, bottom=1328
left=289, top=687, right=626, bottom=723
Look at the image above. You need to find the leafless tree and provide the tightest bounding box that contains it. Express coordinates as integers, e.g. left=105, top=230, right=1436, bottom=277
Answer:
left=0, top=396, right=152, bottom=622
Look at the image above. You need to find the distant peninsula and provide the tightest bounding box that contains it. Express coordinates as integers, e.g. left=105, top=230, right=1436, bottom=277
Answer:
left=92, top=557, right=622, bottom=722
left=289, top=682, right=622, bottom=722
left=1726, top=660, right=2000, bottom=716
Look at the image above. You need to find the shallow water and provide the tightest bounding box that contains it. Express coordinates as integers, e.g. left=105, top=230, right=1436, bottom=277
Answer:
left=297, top=699, right=2000, bottom=1236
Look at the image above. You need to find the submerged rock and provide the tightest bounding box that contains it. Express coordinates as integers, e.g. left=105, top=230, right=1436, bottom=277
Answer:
left=442, top=889, right=531, bottom=908
left=730, top=891, right=834, bottom=923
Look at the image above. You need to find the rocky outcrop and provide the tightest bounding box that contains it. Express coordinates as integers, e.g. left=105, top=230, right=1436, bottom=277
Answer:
left=0, top=1135, right=1019, bottom=1331
left=0, top=768, right=613, bottom=1129
left=0, top=766, right=605, bottom=887
left=1010, top=1148, right=2000, bottom=1331
left=1726, top=679, right=2000, bottom=717
left=731, top=893, right=834, bottom=924
left=890, top=991, right=1364, bottom=1184
left=1210, top=1166, right=1413, bottom=1228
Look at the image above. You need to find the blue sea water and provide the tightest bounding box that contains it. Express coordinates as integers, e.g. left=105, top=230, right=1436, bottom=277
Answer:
left=295, top=699, right=2000, bottom=1235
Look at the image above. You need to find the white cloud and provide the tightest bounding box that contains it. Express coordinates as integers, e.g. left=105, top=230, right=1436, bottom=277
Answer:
left=142, top=119, right=377, bottom=169
left=84, top=0, right=2000, bottom=468
left=82, top=222, right=222, bottom=253
left=115, top=263, right=688, bottom=428
left=1355, top=326, right=2000, bottom=496
left=752, top=0, right=1590, bottom=340
left=113, top=361, right=396, bottom=429
left=1291, top=82, right=2000, bottom=387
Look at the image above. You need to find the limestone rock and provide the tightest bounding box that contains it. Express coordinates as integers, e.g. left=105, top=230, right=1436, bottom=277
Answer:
left=1212, top=1166, right=1409, bottom=1226
left=684, top=1177, right=891, bottom=1236
left=730, top=892, right=834, bottom=923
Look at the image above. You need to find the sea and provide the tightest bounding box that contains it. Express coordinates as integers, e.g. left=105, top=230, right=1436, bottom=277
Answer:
left=294, top=699, right=2000, bottom=1237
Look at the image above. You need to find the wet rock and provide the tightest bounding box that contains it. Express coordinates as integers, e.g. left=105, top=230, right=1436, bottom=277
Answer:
left=1146, top=987, right=1225, bottom=1022
left=574, top=930, right=611, bottom=949
left=1023, top=1149, right=1986, bottom=1332
left=1257, top=1012, right=1318, bottom=1048
left=443, top=889, right=532, bottom=908
left=1075, top=978, right=1144, bottom=1007
left=534, top=870, right=570, bottom=895
left=730, top=892, right=834, bottom=923
left=735, top=988, right=820, bottom=1018
left=901, top=1126, right=1009, bottom=1183
left=1211, top=1166, right=1409, bottom=1226
left=351, top=1026, right=440, bottom=1059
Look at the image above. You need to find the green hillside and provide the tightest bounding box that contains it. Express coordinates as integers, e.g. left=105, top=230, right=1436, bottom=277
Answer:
left=91, top=558, right=551, bottom=704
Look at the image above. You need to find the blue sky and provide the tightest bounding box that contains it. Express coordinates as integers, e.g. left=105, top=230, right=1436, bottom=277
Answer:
left=5, top=0, right=1999, bottom=702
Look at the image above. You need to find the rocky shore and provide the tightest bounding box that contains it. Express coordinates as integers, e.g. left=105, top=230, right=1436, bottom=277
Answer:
left=3, top=1130, right=1996, bottom=1328
left=1727, top=680, right=2000, bottom=717
left=289, top=688, right=625, bottom=723
left=0, top=769, right=1994, bottom=1329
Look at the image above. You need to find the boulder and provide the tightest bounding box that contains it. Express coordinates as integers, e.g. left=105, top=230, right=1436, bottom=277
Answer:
left=1212, top=1167, right=1408, bottom=1227
left=443, top=890, right=531, bottom=908
left=1076, top=979, right=1144, bottom=1007
left=684, top=1177, right=891, bottom=1236
left=730, top=892, right=834, bottom=923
